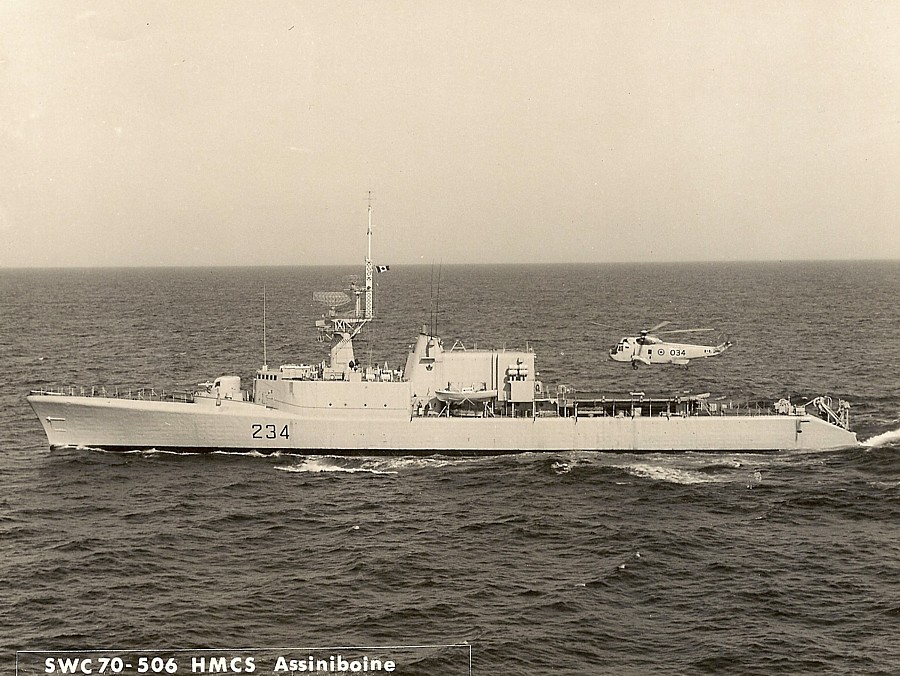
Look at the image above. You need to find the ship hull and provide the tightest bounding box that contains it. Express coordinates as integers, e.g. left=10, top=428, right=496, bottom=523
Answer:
left=27, top=393, right=858, bottom=454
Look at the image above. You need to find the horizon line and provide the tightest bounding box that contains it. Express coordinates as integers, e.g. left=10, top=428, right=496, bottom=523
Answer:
left=1, top=257, right=899, bottom=271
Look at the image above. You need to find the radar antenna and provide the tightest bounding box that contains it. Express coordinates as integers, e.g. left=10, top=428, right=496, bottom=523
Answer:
left=314, top=196, right=377, bottom=343
left=313, top=291, right=351, bottom=315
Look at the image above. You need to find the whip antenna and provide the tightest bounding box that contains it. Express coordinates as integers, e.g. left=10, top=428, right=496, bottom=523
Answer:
left=435, top=261, right=442, bottom=337
left=263, top=283, right=268, bottom=369
left=428, top=261, right=435, bottom=336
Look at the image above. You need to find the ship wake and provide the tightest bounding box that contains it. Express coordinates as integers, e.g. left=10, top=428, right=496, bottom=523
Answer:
left=863, top=427, right=900, bottom=448
left=274, top=455, right=490, bottom=475
left=276, top=457, right=399, bottom=475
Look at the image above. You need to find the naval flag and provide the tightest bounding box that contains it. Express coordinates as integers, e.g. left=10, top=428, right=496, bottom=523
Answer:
left=376, top=265, right=390, bottom=273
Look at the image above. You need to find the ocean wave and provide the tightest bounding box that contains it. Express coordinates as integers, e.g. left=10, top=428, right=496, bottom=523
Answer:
left=868, top=480, right=899, bottom=490
left=622, top=463, right=722, bottom=484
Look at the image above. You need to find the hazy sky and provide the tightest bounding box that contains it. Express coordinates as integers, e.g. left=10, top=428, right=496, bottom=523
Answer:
left=2, top=1, right=898, bottom=267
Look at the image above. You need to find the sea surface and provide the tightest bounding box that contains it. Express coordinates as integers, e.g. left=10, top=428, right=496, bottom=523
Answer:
left=2, top=261, right=899, bottom=675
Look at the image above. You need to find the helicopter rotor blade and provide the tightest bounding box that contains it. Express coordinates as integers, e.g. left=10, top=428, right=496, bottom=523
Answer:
left=647, top=321, right=670, bottom=333
left=656, top=328, right=714, bottom=335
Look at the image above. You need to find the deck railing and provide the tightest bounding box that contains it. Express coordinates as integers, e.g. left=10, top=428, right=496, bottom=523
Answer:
left=29, top=386, right=195, bottom=403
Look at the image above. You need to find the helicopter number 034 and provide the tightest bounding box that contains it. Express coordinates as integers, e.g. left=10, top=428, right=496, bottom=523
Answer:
left=607, top=322, right=732, bottom=369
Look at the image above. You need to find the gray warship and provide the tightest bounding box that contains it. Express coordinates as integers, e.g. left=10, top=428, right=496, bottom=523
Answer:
left=28, top=205, right=857, bottom=454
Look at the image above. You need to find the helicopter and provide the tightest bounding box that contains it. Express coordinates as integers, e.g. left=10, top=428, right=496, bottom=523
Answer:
left=608, top=322, right=733, bottom=369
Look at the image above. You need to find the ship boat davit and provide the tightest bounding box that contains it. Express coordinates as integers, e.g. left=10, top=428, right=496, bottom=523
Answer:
left=27, top=205, right=858, bottom=455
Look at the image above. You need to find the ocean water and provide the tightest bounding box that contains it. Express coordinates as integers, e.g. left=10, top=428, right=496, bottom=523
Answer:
left=2, top=261, right=899, bottom=675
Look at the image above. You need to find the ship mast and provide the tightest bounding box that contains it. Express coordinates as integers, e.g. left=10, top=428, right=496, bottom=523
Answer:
left=313, top=191, right=375, bottom=356
left=364, top=192, right=374, bottom=320
left=263, top=283, right=268, bottom=369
